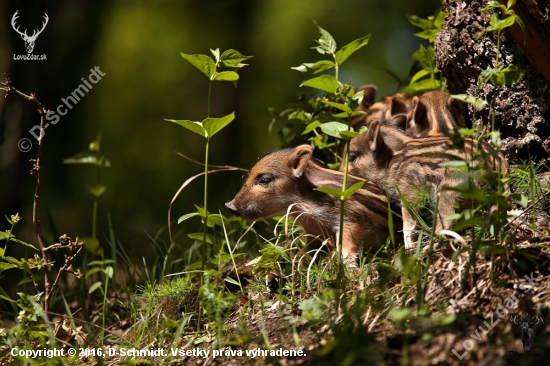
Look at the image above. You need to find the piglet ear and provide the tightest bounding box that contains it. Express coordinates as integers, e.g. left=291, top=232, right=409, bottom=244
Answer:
left=411, top=96, right=429, bottom=133
left=357, top=85, right=377, bottom=108
left=367, top=120, right=384, bottom=152
left=447, top=96, right=466, bottom=127
left=288, top=145, right=313, bottom=178
left=387, top=114, right=408, bottom=131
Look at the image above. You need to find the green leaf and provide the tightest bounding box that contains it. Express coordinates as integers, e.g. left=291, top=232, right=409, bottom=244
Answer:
left=85, top=267, right=103, bottom=278
left=319, top=121, right=350, bottom=138
left=415, top=45, right=437, bottom=73
left=339, top=130, right=363, bottom=139
left=478, top=67, right=502, bottom=88
left=212, top=71, right=239, bottom=86
left=492, top=65, right=525, bottom=86
left=310, top=60, right=336, bottom=74
left=291, top=64, right=310, bottom=72
left=507, top=0, right=517, bottom=8
left=407, top=14, right=436, bottom=32
left=490, top=13, right=515, bottom=31
left=413, top=29, right=440, bottom=42
left=301, top=75, right=339, bottom=94
left=188, top=232, right=215, bottom=244
left=394, top=183, right=429, bottom=230
left=0, top=231, right=11, bottom=241
left=451, top=247, right=470, bottom=261
left=401, top=78, right=443, bottom=94
left=210, top=48, right=220, bottom=63
left=342, top=181, right=365, bottom=200
left=224, top=277, right=241, bottom=286
left=180, top=53, right=216, bottom=78
left=165, top=119, right=206, bottom=138
left=313, top=20, right=337, bottom=55
left=89, top=185, right=106, bottom=198
left=390, top=308, right=412, bottom=322
left=203, top=112, right=235, bottom=138
left=482, top=1, right=507, bottom=13
left=510, top=193, right=528, bottom=207
left=62, top=153, right=111, bottom=167
left=409, top=69, right=430, bottom=85
left=322, top=100, right=352, bottom=113
left=88, top=281, right=102, bottom=294
left=335, top=34, right=370, bottom=64
left=81, top=236, right=103, bottom=255
left=451, top=94, right=486, bottom=109
left=288, top=110, right=312, bottom=122
left=178, top=212, right=200, bottom=224
left=302, top=121, right=321, bottom=134
left=315, top=186, right=345, bottom=199
left=0, top=262, right=17, bottom=271
left=89, top=133, right=102, bottom=152
left=219, top=49, right=253, bottom=68
left=104, top=266, right=114, bottom=279
left=476, top=25, right=497, bottom=40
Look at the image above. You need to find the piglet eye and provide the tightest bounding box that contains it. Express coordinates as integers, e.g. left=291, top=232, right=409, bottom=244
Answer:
left=349, top=152, right=358, bottom=163
left=258, top=175, right=274, bottom=185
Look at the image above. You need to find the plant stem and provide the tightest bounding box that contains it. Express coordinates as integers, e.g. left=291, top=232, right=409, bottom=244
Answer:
left=92, top=198, right=98, bottom=240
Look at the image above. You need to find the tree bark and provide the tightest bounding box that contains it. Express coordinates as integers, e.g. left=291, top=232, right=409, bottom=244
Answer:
left=435, top=0, right=550, bottom=161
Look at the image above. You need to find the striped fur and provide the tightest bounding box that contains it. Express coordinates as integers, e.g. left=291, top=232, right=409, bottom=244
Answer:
left=407, top=90, right=466, bottom=136
left=346, top=121, right=506, bottom=248
left=226, top=145, right=402, bottom=262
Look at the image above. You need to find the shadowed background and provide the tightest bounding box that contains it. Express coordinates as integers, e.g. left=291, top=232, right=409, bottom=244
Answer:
left=0, top=0, right=439, bottom=259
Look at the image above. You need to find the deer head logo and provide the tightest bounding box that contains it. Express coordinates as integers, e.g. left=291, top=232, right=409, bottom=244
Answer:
left=11, top=11, right=49, bottom=54
left=510, top=315, right=544, bottom=351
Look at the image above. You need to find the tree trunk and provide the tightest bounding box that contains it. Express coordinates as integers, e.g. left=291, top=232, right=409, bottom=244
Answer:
left=435, top=0, right=550, bottom=161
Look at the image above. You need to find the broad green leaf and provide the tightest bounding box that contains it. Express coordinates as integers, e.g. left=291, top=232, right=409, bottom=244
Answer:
left=492, top=65, right=525, bottom=86
left=4, top=257, right=22, bottom=266
left=313, top=20, right=337, bottom=55
left=322, top=100, right=352, bottom=113
left=0, top=248, right=3, bottom=257
left=210, top=48, right=220, bottom=63
left=319, top=121, right=349, bottom=138
left=315, top=186, right=345, bottom=199
left=510, top=193, right=528, bottom=207
left=203, top=112, right=235, bottom=138
left=291, top=64, right=309, bottom=72
left=451, top=94, right=486, bottom=109
left=415, top=45, right=437, bottom=73
left=478, top=66, right=502, bottom=88
left=219, top=49, right=253, bottom=68
left=288, top=110, right=312, bottom=122
left=434, top=10, right=445, bottom=29
left=482, top=1, right=507, bottom=13
left=81, top=236, right=103, bottom=255
left=407, top=14, right=436, bottom=31
left=0, top=231, right=11, bottom=241
left=507, top=0, right=517, bottom=8
left=302, top=121, right=321, bottom=134
left=62, top=153, right=111, bottom=167
left=335, top=34, right=371, bottom=64
left=188, top=232, right=215, bottom=244
left=88, top=281, right=102, bottom=294
left=390, top=308, right=412, bottom=322
left=85, top=267, right=103, bottom=278
left=212, top=71, right=239, bottom=86
left=88, top=259, right=116, bottom=266
left=206, top=214, right=230, bottom=227
left=490, top=13, right=515, bottom=31
left=180, top=53, right=216, bottom=78
left=413, top=29, right=440, bottom=42
left=0, top=262, right=17, bottom=271
left=339, top=130, right=362, bottom=139
left=104, top=266, right=114, bottom=278
left=342, top=181, right=365, bottom=199
left=224, top=277, right=241, bottom=286
left=410, top=69, right=430, bottom=85
left=476, top=25, right=497, bottom=40
left=310, top=60, right=336, bottom=74
left=165, top=119, right=206, bottom=138
left=401, top=78, right=443, bottom=94
left=89, top=185, right=106, bottom=198
left=301, top=75, right=338, bottom=94
left=178, top=212, right=200, bottom=224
